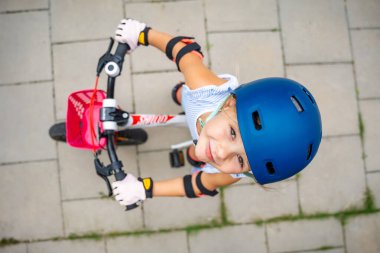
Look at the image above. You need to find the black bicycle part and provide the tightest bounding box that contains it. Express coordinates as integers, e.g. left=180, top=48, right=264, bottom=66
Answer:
left=169, top=149, right=185, bottom=168
left=49, top=122, right=66, bottom=142
left=100, top=107, right=130, bottom=125
left=97, top=38, right=129, bottom=77
left=48, top=121, right=147, bottom=146
left=116, top=128, right=148, bottom=146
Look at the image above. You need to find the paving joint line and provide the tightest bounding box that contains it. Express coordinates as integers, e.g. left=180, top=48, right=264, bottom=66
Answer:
left=0, top=79, right=53, bottom=87
left=350, top=27, right=380, bottom=31
left=286, top=61, right=353, bottom=66
left=132, top=69, right=178, bottom=75
left=0, top=158, right=57, bottom=167
left=0, top=8, right=48, bottom=15
left=276, top=0, right=287, bottom=77
left=208, top=28, right=280, bottom=35
left=52, top=37, right=111, bottom=46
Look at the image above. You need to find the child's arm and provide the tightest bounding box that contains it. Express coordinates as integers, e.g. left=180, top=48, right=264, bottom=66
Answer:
left=112, top=171, right=240, bottom=206
left=153, top=172, right=240, bottom=197
left=146, top=29, right=226, bottom=90
left=115, top=19, right=225, bottom=89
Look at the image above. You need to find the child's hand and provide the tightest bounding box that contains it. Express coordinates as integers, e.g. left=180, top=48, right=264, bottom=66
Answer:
left=115, top=19, right=146, bottom=53
left=112, top=173, right=146, bottom=206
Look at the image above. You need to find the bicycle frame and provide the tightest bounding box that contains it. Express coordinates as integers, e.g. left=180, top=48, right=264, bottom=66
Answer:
left=118, top=113, right=187, bottom=130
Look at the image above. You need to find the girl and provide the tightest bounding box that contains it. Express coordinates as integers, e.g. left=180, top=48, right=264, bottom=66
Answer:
left=112, top=19, right=322, bottom=206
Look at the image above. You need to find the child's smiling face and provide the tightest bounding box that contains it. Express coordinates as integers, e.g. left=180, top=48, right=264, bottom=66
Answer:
left=195, top=96, right=251, bottom=174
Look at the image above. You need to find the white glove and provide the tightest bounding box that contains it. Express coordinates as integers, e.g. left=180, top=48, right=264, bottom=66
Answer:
left=112, top=173, right=146, bottom=206
left=115, top=19, right=146, bottom=53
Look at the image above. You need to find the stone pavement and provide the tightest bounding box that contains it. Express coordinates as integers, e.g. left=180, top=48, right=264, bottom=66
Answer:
left=0, top=0, right=379, bottom=252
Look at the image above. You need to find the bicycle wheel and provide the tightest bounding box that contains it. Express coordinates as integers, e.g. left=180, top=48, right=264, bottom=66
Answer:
left=116, top=128, right=148, bottom=146
left=49, top=122, right=66, bottom=142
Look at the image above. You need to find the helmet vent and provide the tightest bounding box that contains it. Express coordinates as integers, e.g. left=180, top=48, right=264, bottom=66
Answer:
left=307, top=144, right=313, bottom=160
left=291, top=96, right=304, bottom=112
left=266, top=162, right=275, bottom=175
left=252, top=111, right=262, bottom=130
left=303, top=88, right=315, bottom=104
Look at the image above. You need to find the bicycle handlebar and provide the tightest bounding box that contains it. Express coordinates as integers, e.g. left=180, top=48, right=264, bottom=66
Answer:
left=97, top=40, right=139, bottom=211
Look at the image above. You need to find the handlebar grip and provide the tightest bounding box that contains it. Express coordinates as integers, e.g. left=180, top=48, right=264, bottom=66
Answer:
left=125, top=203, right=139, bottom=211
left=114, top=43, right=130, bottom=58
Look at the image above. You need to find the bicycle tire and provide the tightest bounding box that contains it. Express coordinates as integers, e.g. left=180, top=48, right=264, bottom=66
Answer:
left=116, top=128, right=148, bottom=146
left=49, top=122, right=66, bottom=142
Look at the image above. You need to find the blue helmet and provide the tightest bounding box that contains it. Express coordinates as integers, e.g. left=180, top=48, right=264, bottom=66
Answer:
left=233, top=77, right=322, bottom=184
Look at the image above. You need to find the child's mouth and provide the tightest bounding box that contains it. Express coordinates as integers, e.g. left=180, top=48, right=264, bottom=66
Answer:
left=206, top=140, right=215, bottom=163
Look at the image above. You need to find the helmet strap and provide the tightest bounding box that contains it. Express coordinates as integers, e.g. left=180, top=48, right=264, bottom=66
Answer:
left=198, top=95, right=232, bottom=130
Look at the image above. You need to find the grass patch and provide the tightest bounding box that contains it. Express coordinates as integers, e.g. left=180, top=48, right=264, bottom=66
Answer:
left=355, top=85, right=360, bottom=97
left=185, top=219, right=222, bottom=235
left=0, top=238, right=21, bottom=247
left=219, top=187, right=231, bottom=225
left=205, top=41, right=213, bottom=51
left=315, top=245, right=341, bottom=251
left=67, top=232, right=103, bottom=241
left=358, top=112, right=365, bottom=141
left=364, top=188, right=376, bottom=211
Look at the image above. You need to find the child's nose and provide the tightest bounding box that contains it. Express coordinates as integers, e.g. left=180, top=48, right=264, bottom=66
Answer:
left=216, top=142, right=232, bottom=161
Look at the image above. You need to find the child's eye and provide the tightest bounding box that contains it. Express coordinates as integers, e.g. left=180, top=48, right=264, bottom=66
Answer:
left=237, top=155, right=244, bottom=168
left=230, top=127, right=236, bottom=139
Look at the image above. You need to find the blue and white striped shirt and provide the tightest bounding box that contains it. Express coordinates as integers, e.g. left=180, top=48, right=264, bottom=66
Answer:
left=181, top=74, right=246, bottom=178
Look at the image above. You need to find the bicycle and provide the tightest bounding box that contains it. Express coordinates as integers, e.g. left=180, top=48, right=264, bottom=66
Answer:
left=49, top=38, right=192, bottom=211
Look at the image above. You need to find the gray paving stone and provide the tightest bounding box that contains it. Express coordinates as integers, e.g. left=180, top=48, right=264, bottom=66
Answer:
left=345, top=213, right=380, bottom=253
left=0, top=82, right=56, bottom=164
left=0, top=161, right=63, bottom=240
left=139, top=150, right=221, bottom=229
left=138, top=127, right=192, bottom=152
left=279, top=0, right=351, bottom=63
left=0, top=12, right=51, bottom=84
left=0, top=0, right=47, bottom=12
left=209, top=31, right=284, bottom=84
left=287, top=64, right=358, bottom=137
left=53, top=40, right=133, bottom=120
left=133, top=71, right=184, bottom=114
left=346, top=0, right=380, bottom=28
left=367, top=172, right=380, bottom=209
left=144, top=196, right=220, bottom=230
left=204, top=0, right=278, bottom=32
left=0, top=244, right=27, bottom=253
left=299, top=136, right=366, bottom=214
left=360, top=100, right=380, bottom=172
left=132, top=71, right=192, bottom=152
left=107, top=231, right=188, bottom=253
left=50, top=0, right=123, bottom=43
left=125, top=1, right=207, bottom=72
left=351, top=30, right=380, bottom=99
left=188, top=224, right=267, bottom=253
left=59, top=143, right=138, bottom=200
left=267, top=218, right=343, bottom=253
left=62, top=198, right=143, bottom=236
left=139, top=150, right=190, bottom=180
left=28, top=240, right=105, bottom=253
left=224, top=180, right=298, bottom=223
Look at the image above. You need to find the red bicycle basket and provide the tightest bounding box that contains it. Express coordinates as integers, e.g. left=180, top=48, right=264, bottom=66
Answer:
left=66, top=89, right=107, bottom=150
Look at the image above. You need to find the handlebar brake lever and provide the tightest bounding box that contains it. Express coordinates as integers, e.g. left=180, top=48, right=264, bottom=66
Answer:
left=94, top=158, right=113, bottom=196
left=96, top=38, right=115, bottom=75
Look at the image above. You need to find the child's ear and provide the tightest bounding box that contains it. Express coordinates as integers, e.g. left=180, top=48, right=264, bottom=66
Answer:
left=223, top=95, right=236, bottom=109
